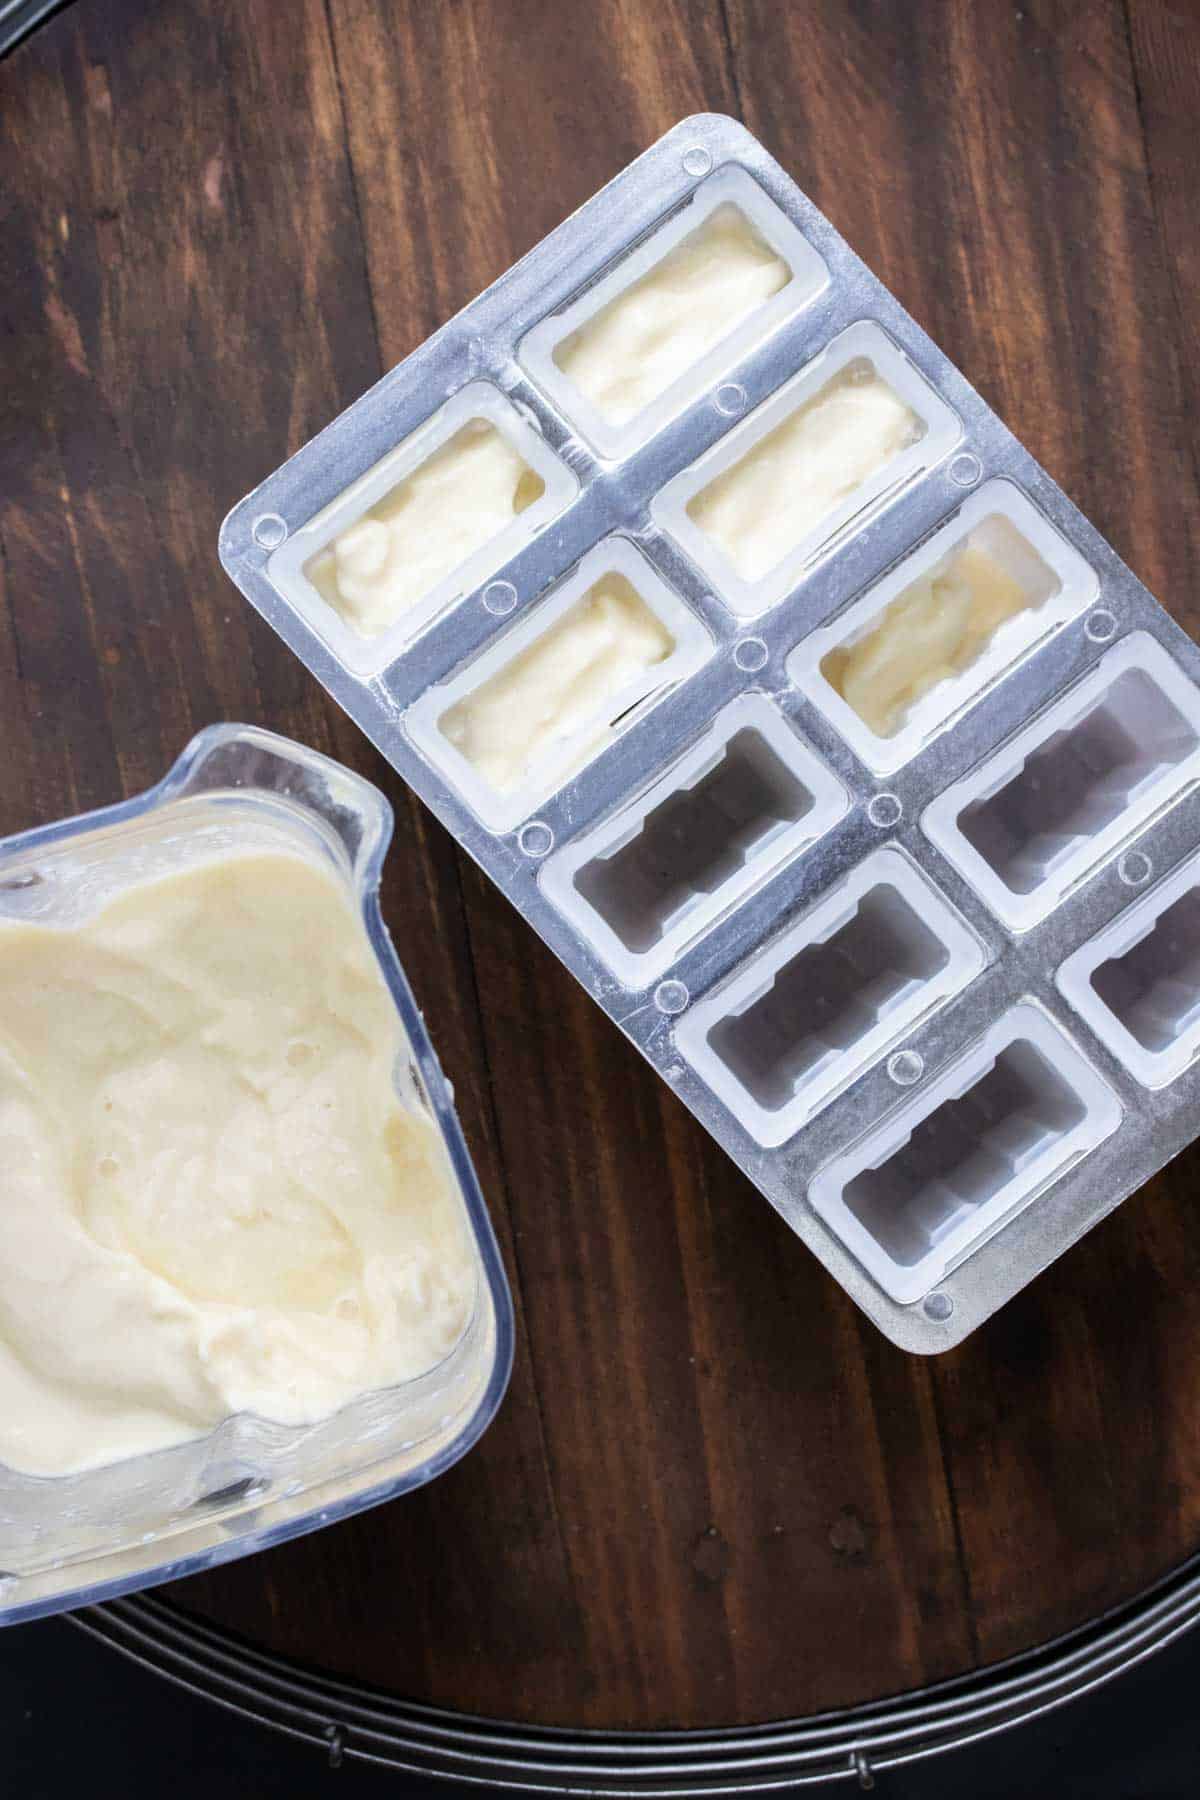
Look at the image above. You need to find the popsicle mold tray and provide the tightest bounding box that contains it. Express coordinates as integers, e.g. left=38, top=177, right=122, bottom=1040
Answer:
left=222, top=116, right=1200, bottom=1351
left=0, top=726, right=512, bottom=1624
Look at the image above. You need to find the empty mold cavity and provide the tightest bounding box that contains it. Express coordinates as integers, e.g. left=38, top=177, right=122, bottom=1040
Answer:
left=405, top=536, right=712, bottom=832
left=845, top=1047, right=1081, bottom=1266
left=264, top=381, right=578, bottom=677
left=958, top=675, right=1173, bottom=889
left=575, top=730, right=812, bottom=953
left=519, top=165, right=828, bottom=458
left=674, top=848, right=985, bottom=1146
left=923, top=634, right=1200, bottom=930
left=1057, top=845, right=1200, bottom=1086
left=790, top=482, right=1098, bottom=775
left=1093, top=890, right=1200, bottom=1049
left=710, top=892, right=947, bottom=1106
left=540, top=694, right=848, bottom=986
left=809, top=1003, right=1121, bottom=1304
left=651, top=320, right=962, bottom=619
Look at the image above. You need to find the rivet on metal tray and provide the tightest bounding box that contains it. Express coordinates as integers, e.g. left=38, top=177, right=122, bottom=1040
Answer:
left=655, top=979, right=690, bottom=1016
left=887, top=1049, right=924, bottom=1087
left=251, top=512, right=288, bottom=550
left=518, top=820, right=554, bottom=858
left=483, top=579, right=518, bottom=617
left=733, top=636, right=769, bottom=673
left=948, top=452, right=982, bottom=488
left=714, top=381, right=747, bottom=418
left=1086, top=606, right=1118, bottom=645
left=868, top=793, right=903, bottom=829
left=1118, top=849, right=1153, bottom=888
left=682, top=145, right=713, bottom=178
left=923, top=1292, right=954, bottom=1323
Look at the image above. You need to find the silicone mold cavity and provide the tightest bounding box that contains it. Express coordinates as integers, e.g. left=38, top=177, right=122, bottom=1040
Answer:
left=404, top=536, right=712, bottom=832
left=674, top=847, right=986, bottom=1146
left=809, top=1002, right=1121, bottom=1304
left=519, top=164, right=828, bottom=459
left=923, top=634, right=1200, bottom=930
left=790, top=481, right=1098, bottom=775
left=651, top=319, right=962, bottom=619
left=539, top=693, right=848, bottom=986
left=1058, top=844, right=1200, bottom=1088
left=265, top=382, right=579, bottom=678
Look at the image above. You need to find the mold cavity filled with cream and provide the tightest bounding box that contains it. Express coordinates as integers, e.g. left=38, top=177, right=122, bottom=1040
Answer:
left=438, top=573, right=674, bottom=798
left=823, top=541, right=1036, bottom=738
left=687, top=360, right=922, bottom=582
left=553, top=203, right=791, bottom=427
left=306, top=420, right=544, bottom=639
left=0, top=851, right=474, bottom=1476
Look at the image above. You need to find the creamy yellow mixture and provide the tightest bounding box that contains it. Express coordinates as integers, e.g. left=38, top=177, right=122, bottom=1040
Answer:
left=0, top=851, right=473, bottom=1477
left=439, top=572, right=673, bottom=797
left=823, top=543, right=1032, bottom=737
left=553, top=203, right=790, bottom=427
left=306, top=419, right=544, bottom=638
left=687, top=362, right=921, bottom=582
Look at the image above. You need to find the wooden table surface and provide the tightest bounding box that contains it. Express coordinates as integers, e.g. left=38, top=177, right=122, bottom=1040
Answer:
left=4, top=0, right=1200, bottom=1735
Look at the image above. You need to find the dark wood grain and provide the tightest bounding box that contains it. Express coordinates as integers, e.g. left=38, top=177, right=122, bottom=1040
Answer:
left=2, top=0, right=1199, bottom=1732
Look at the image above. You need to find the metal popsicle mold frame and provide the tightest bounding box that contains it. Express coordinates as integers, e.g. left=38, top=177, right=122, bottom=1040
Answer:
left=220, top=114, right=1200, bottom=1351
